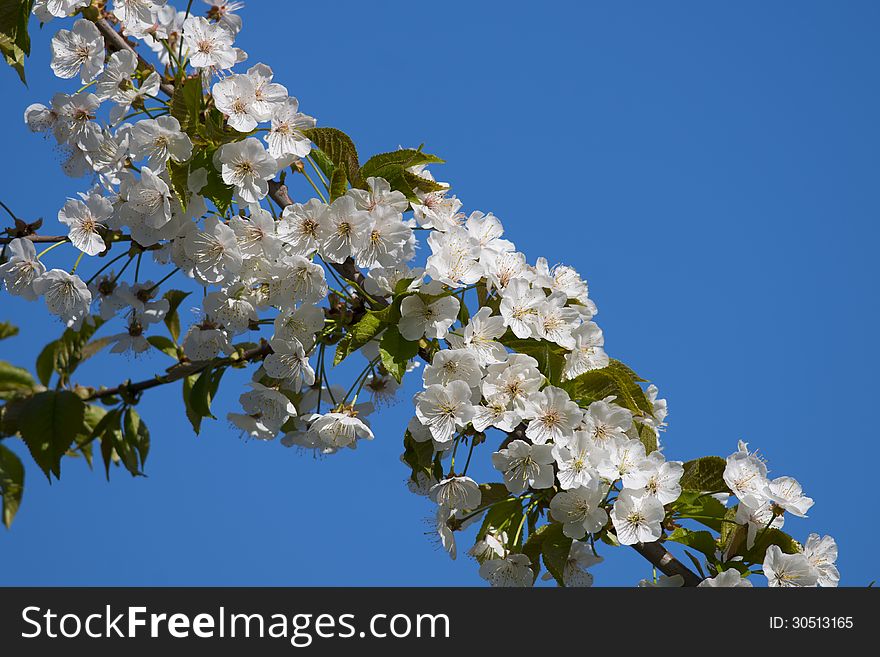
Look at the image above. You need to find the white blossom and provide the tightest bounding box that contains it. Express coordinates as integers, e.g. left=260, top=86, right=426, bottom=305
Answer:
left=763, top=545, right=818, bottom=588
left=32, top=269, right=92, bottom=329
left=0, top=238, right=46, bottom=300
left=479, top=554, right=533, bottom=588
left=429, top=476, right=481, bottom=510
left=216, top=138, right=277, bottom=203
left=549, top=481, right=608, bottom=539
left=610, top=489, right=664, bottom=545
left=50, top=19, right=104, bottom=83
left=698, top=570, right=753, bottom=587
left=129, top=116, right=193, bottom=171
left=58, top=193, right=113, bottom=256
left=491, top=439, right=555, bottom=494
left=414, top=381, right=474, bottom=445
left=398, top=294, right=460, bottom=341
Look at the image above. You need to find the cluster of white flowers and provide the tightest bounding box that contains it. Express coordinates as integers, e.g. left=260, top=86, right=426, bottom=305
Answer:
left=1, top=1, right=840, bottom=588
left=722, top=442, right=839, bottom=587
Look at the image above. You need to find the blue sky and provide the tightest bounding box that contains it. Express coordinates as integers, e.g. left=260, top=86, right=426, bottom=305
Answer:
left=1, top=0, right=878, bottom=586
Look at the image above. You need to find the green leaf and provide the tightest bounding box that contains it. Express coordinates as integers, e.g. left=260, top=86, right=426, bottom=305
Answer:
left=162, top=289, right=190, bottom=343
left=522, top=524, right=550, bottom=582
left=188, top=367, right=226, bottom=423
left=72, top=403, right=107, bottom=467
left=17, top=391, right=86, bottom=480
left=169, top=75, right=202, bottom=135
left=308, top=148, right=336, bottom=180
left=191, top=147, right=233, bottom=215
left=202, top=107, right=254, bottom=145
left=0, top=443, right=24, bottom=528
left=402, top=430, right=435, bottom=482
left=671, top=490, right=728, bottom=532
left=123, top=407, right=150, bottom=469
left=679, top=456, right=729, bottom=493
left=36, top=318, right=107, bottom=386
left=168, top=159, right=190, bottom=210
left=636, top=422, right=658, bottom=454
left=35, top=341, right=59, bottom=386
left=303, top=128, right=362, bottom=188
left=540, top=523, right=573, bottom=586
left=744, top=528, right=802, bottom=565
left=719, top=505, right=746, bottom=558
left=402, top=170, right=446, bottom=194
left=0, top=360, right=35, bottom=399
left=560, top=359, right=653, bottom=415
left=478, top=497, right=522, bottom=543
left=328, top=165, right=347, bottom=201
left=359, top=148, right=444, bottom=180
left=182, top=374, right=203, bottom=434
left=477, top=483, right=511, bottom=508
left=334, top=306, right=392, bottom=366
left=358, top=148, right=445, bottom=200
left=666, top=527, right=718, bottom=560
left=501, top=335, right=567, bottom=385
left=0, top=0, right=33, bottom=84
left=147, top=335, right=179, bottom=359
left=0, top=321, right=18, bottom=340
left=92, top=408, right=123, bottom=480
left=379, top=326, right=420, bottom=383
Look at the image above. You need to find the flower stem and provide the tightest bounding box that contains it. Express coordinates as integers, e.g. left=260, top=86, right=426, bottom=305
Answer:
left=36, top=240, right=69, bottom=259
left=70, top=250, right=85, bottom=274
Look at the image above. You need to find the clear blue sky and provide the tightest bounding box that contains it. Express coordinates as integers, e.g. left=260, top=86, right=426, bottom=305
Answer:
left=1, top=1, right=877, bottom=586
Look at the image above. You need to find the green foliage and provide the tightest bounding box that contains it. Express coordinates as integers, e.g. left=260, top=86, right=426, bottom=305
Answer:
left=308, top=149, right=336, bottom=180
left=636, top=422, right=658, bottom=454
left=743, top=528, right=802, bottom=564
left=0, top=321, right=19, bottom=340
left=0, top=443, right=24, bottom=528
left=328, top=166, right=347, bottom=201
left=538, top=523, right=573, bottom=586
left=170, top=76, right=203, bottom=136
left=203, top=107, right=254, bottom=145
left=183, top=367, right=226, bottom=434
left=162, top=289, right=190, bottom=343
left=402, top=430, right=440, bottom=483
left=359, top=148, right=445, bottom=202
left=123, top=407, right=151, bottom=469
left=0, top=0, right=33, bottom=84
left=0, top=360, right=35, bottom=400
left=522, top=524, right=549, bottom=581
left=501, top=335, right=567, bottom=385
left=90, top=407, right=149, bottom=478
left=333, top=306, right=393, bottom=366
left=671, top=490, right=728, bottom=532
left=359, top=148, right=444, bottom=179
left=167, top=159, right=191, bottom=210
left=477, top=483, right=511, bottom=508
left=303, top=128, right=363, bottom=189
left=35, top=318, right=108, bottom=386
left=16, top=390, right=86, bottom=480
left=189, top=148, right=234, bottom=215
left=666, top=527, right=718, bottom=561
left=379, top=326, right=419, bottom=383
left=560, top=360, right=653, bottom=415
left=477, top=497, right=522, bottom=544
left=679, top=456, right=729, bottom=493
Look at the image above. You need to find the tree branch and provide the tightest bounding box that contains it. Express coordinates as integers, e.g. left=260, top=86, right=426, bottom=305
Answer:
left=631, top=541, right=704, bottom=586
left=84, top=341, right=272, bottom=402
